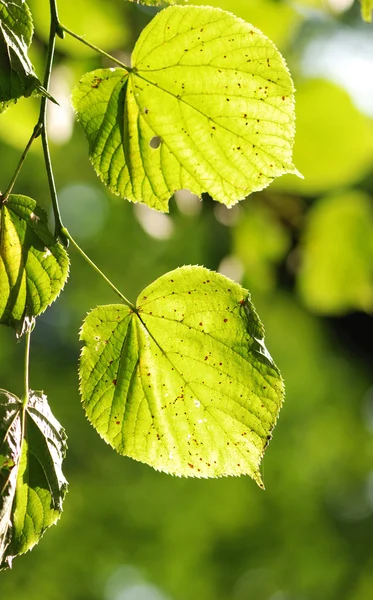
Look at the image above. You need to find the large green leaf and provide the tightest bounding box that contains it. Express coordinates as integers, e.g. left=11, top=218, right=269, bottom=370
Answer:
left=0, top=389, right=68, bottom=570
left=72, top=5, right=298, bottom=212
left=0, top=0, right=43, bottom=113
left=0, top=194, right=69, bottom=335
left=79, top=266, right=284, bottom=484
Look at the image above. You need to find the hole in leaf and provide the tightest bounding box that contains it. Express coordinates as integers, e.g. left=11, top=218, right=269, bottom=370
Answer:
left=149, top=136, right=162, bottom=149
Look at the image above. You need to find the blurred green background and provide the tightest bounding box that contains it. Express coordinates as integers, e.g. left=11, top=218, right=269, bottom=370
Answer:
left=1, top=0, right=373, bottom=598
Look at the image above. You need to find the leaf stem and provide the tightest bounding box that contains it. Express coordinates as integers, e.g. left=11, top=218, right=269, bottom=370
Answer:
left=61, top=227, right=138, bottom=312
left=50, top=0, right=64, bottom=38
left=1, top=123, right=43, bottom=202
left=60, top=25, right=130, bottom=70
left=22, top=330, right=31, bottom=409
left=36, top=0, right=66, bottom=243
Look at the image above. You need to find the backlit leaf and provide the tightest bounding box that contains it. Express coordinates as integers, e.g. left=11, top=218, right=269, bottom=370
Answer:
left=0, top=389, right=68, bottom=570
left=0, top=0, right=43, bottom=113
left=72, top=5, right=299, bottom=212
left=79, top=266, right=284, bottom=485
left=192, top=0, right=301, bottom=49
left=0, top=194, right=69, bottom=335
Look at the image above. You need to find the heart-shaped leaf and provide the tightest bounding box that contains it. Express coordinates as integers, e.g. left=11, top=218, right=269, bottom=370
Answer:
left=0, top=389, right=68, bottom=570
left=79, top=266, right=284, bottom=485
left=0, top=0, right=44, bottom=113
left=72, top=5, right=299, bottom=212
left=0, top=194, right=69, bottom=335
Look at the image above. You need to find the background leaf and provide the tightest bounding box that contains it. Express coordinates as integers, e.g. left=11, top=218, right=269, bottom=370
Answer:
left=79, top=266, right=284, bottom=484
left=361, top=0, right=373, bottom=22
left=0, top=194, right=69, bottom=334
left=0, top=0, right=42, bottom=113
left=272, top=79, right=373, bottom=196
left=28, top=0, right=131, bottom=59
left=72, top=5, right=298, bottom=212
left=0, top=389, right=68, bottom=570
left=297, top=190, right=373, bottom=315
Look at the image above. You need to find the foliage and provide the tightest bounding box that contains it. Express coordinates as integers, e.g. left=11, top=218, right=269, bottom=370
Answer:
left=0, top=0, right=299, bottom=569
left=0, top=194, right=69, bottom=334
left=0, top=388, right=67, bottom=570
left=0, top=0, right=372, bottom=595
left=72, top=6, right=298, bottom=211
left=80, top=266, right=283, bottom=482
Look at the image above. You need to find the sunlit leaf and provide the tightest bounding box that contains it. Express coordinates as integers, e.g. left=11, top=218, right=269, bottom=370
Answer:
left=0, top=0, right=44, bottom=113
left=192, top=0, right=301, bottom=49
left=0, top=194, right=69, bottom=335
left=297, top=191, right=373, bottom=314
left=79, top=266, right=284, bottom=484
left=72, top=5, right=299, bottom=212
left=0, top=389, right=68, bottom=570
left=361, top=0, right=373, bottom=22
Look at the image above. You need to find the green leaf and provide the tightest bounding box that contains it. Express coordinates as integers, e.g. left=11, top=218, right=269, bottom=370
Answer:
left=361, top=0, right=373, bottom=22
left=0, top=0, right=43, bottom=113
left=0, top=194, right=69, bottom=335
left=192, top=0, right=301, bottom=50
left=297, top=191, right=373, bottom=315
left=72, top=5, right=299, bottom=212
left=79, top=266, right=284, bottom=485
left=0, top=389, right=68, bottom=570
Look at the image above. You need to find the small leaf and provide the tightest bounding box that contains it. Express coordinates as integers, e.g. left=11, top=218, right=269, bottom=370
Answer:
left=0, top=0, right=42, bottom=113
left=0, top=194, right=69, bottom=334
left=361, top=0, right=373, bottom=22
left=79, top=266, right=284, bottom=484
left=72, top=5, right=299, bottom=212
left=0, top=389, right=68, bottom=570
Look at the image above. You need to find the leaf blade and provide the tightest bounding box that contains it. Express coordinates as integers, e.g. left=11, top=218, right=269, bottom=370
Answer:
left=79, top=266, right=284, bottom=484
left=72, top=5, right=298, bottom=212
left=0, top=390, right=68, bottom=570
left=0, top=0, right=42, bottom=113
left=0, top=194, right=69, bottom=334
